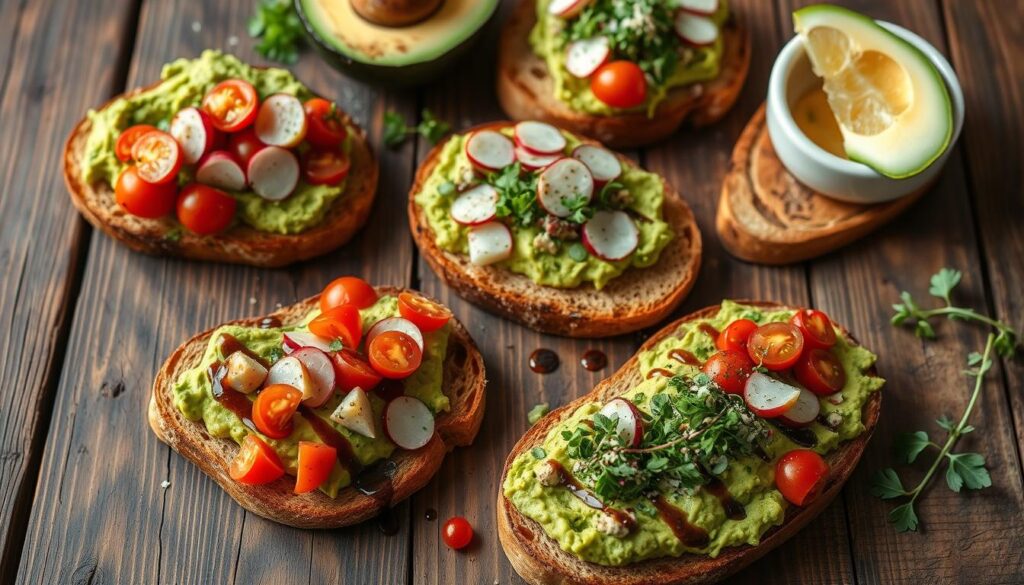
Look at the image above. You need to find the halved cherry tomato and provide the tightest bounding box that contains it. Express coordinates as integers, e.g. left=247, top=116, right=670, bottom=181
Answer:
left=202, top=79, right=259, bottom=133
left=303, top=98, right=348, bottom=148
left=227, top=127, right=266, bottom=166
left=229, top=434, right=285, bottom=485
left=331, top=348, right=383, bottom=392
left=747, top=322, right=805, bottom=371
left=590, top=61, right=647, bottom=109
left=252, top=384, right=303, bottom=439
left=115, top=166, right=178, bottom=218
left=702, top=350, right=755, bottom=395
left=309, top=305, right=363, bottom=348
left=176, top=183, right=236, bottom=235
left=368, top=331, right=422, bottom=379
left=790, top=309, right=837, bottom=349
left=775, top=449, right=829, bottom=506
left=794, top=348, right=846, bottom=395
left=294, top=441, right=337, bottom=494
left=716, top=319, right=758, bottom=353
left=131, top=130, right=182, bottom=185
left=115, top=124, right=159, bottom=163
left=442, top=516, right=474, bottom=550
left=398, top=292, right=451, bottom=333
left=320, top=276, right=377, bottom=312
left=302, top=148, right=351, bottom=186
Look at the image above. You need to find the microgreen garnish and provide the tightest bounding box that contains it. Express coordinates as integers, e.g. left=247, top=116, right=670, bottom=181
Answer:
left=328, top=339, right=343, bottom=352
left=488, top=163, right=540, bottom=227
left=383, top=109, right=451, bottom=148
left=248, top=0, right=305, bottom=64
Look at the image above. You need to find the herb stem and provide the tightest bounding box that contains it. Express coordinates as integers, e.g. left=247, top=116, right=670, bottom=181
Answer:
left=920, top=307, right=1011, bottom=333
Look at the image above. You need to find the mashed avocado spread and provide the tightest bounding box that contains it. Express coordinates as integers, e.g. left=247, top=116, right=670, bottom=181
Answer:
left=81, top=50, right=351, bottom=235
left=172, top=295, right=451, bottom=498
left=503, top=301, right=883, bottom=566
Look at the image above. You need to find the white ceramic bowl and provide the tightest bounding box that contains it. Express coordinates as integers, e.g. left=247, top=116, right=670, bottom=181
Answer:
left=766, top=21, right=964, bottom=204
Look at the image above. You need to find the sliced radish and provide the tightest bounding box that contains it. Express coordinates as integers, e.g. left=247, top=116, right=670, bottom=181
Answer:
left=196, top=151, right=246, bottom=191
left=565, top=36, right=611, bottom=78
left=515, top=146, right=560, bottom=172
left=283, top=331, right=333, bottom=354
left=675, top=12, right=719, bottom=46
left=254, top=93, right=307, bottom=148
left=330, top=387, right=376, bottom=439
left=384, top=396, right=435, bottom=450
left=450, top=184, right=499, bottom=226
left=537, top=158, right=593, bottom=217
left=223, top=351, right=268, bottom=394
left=265, top=355, right=314, bottom=397
left=467, top=221, right=513, bottom=266
left=582, top=210, right=638, bottom=261
left=290, top=347, right=336, bottom=407
left=778, top=386, right=821, bottom=428
left=247, top=146, right=299, bottom=201
left=572, top=145, right=621, bottom=186
left=465, top=130, right=515, bottom=172
left=677, top=0, right=719, bottom=15
left=548, top=0, right=590, bottom=18
left=170, top=107, right=216, bottom=165
left=514, top=121, right=566, bottom=155
left=366, top=317, right=424, bottom=352
left=598, top=398, right=643, bottom=447
left=743, top=372, right=801, bottom=418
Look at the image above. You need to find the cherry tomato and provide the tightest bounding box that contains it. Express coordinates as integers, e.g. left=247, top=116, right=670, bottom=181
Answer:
left=309, top=305, right=363, bottom=349
left=331, top=348, right=383, bottom=392
left=320, top=276, right=377, bottom=312
left=702, top=350, right=755, bottom=395
left=252, top=384, right=303, bottom=439
left=303, top=98, right=348, bottom=148
left=442, top=516, right=474, bottom=550
left=229, top=434, right=285, bottom=485
left=747, top=322, right=805, bottom=371
left=775, top=449, right=829, bottom=506
left=176, top=183, right=236, bottom=235
left=368, top=331, right=422, bottom=379
left=790, top=309, right=837, bottom=349
left=294, top=441, right=337, bottom=494
left=302, top=148, right=351, bottom=186
left=398, top=292, right=451, bottom=333
left=717, top=319, right=758, bottom=353
left=131, top=130, right=182, bottom=185
left=794, top=348, right=846, bottom=396
left=115, top=124, right=159, bottom=163
left=202, top=79, right=259, bottom=133
left=590, top=61, right=647, bottom=109
left=115, top=166, right=178, bottom=218
left=227, top=127, right=266, bottom=166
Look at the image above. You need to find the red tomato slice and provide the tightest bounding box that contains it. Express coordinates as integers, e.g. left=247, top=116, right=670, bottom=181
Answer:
left=176, top=183, right=236, bottom=235
left=229, top=434, right=285, bottom=485
left=398, top=292, right=451, bottom=333
left=747, top=322, right=805, bottom=371
left=131, top=130, right=182, bottom=185
left=252, top=384, right=302, bottom=439
left=716, top=319, right=758, bottom=352
left=775, top=449, right=829, bottom=506
left=116, top=124, right=159, bottom=163
left=442, top=516, right=474, bottom=550
left=294, top=441, right=337, bottom=494
left=331, top=348, right=382, bottom=392
left=202, top=79, right=259, bottom=133
left=115, top=166, right=178, bottom=219
left=309, top=305, right=363, bottom=349
left=320, top=276, right=377, bottom=312
left=590, top=61, right=647, bottom=109
left=790, top=309, right=837, bottom=349
left=701, top=350, right=755, bottom=395
left=227, top=127, right=266, bottom=166
left=302, top=148, right=351, bottom=186
left=794, top=348, right=846, bottom=395
left=368, top=331, right=422, bottom=379
left=304, top=98, right=348, bottom=148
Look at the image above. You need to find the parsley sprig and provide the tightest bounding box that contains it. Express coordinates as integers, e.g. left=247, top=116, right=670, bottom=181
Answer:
left=248, top=0, right=305, bottom=64
left=488, top=163, right=540, bottom=227
left=383, top=109, right=451, bottom=149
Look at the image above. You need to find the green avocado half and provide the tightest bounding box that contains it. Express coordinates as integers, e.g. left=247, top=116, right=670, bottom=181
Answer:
left=296, top=0, right=499, bottom=87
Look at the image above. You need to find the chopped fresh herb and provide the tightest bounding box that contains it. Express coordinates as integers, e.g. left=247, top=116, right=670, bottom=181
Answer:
left=488, top=163, right=541, bottom=227
left=248, top=0, right=305, bottom=64
left=163, top=227, right=182, bottom=243
left=328, top=339, right=344, bottom=352
left=437, top=181, right=456, bottom=197
left=567, top=242, right=588, bottom=262
left=563, top=195, right=595, bottom=224
left=531, top=447, right=547, bottom=460
left=527, top=403, right=550, bottom=425
left=267, top=347, right=285, bottom=363
left=383, top=109, right=452, bottom=149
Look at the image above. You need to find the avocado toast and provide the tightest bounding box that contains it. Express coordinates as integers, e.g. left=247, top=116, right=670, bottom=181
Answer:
left=498, top=302, right=882, bottom=584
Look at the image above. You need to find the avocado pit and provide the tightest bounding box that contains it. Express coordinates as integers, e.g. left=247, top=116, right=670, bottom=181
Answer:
left=350, top=0, right=443, bottom=27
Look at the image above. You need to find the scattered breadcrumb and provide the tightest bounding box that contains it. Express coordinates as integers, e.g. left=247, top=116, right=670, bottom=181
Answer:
left=160, top=480, right=171, bottom=489
left=249, top=297, right=257, bottom=305
left=227, top=35, right=239, bottom=47
left=191, top=21, right=201, bottom=33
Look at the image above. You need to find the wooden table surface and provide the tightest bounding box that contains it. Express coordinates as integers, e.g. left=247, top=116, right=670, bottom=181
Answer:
left=1, top=0, right=1021, bottom=583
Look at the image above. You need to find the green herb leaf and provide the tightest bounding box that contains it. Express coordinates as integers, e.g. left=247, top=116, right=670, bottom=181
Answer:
left=936, top=415, right=955, bottom=432
left=568, top=242, right=588, bottom=262
left=945, top=452, right=991, bottom=492
left=249, top=0, right=304, bottom=64
left=869, top=468, right=906, bottom=499
left=894, top=431, right=931, bottom=464
left=889, top=502, right=919, bottom=532
left=928, top=268, right=962, bottom=304
left=527, top=403, right=550, bottom=426
left=163, top=227, right=183, bottom=243
left=383, top=112, right=410, bottom=148
left=437, top=181, right=456, bottom=197
left=267, top=347, right=285, bottom=363
left=328, top=339, right=344, bottom=352
left=531, top=447, right=547, bottom=460
left=416, top=109, right=451, bottom=144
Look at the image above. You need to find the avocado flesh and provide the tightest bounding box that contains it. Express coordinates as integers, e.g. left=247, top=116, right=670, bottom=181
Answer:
left=794, top=4, right=952, bottom=179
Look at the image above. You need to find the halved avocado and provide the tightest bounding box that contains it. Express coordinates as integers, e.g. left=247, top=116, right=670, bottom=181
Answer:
left=296, top=0, right=499, bottom=87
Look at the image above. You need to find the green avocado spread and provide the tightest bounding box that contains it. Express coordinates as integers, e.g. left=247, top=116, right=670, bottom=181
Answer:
left=172, top=295, right=451, bottom=498
left=81, top=50, right=351, bottom=235
left=503, top=301, right=883, bottom=566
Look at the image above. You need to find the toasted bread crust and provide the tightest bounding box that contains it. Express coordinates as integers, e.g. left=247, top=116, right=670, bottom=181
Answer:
left=64, top=80, right=379, bottom=268
left=408, top=122, right=702, bottom=338
left=496, top=0, right=751, bottom=148
left=497, top=302, right=882, bottom=584
left=148, top=287, right=486, bottom=529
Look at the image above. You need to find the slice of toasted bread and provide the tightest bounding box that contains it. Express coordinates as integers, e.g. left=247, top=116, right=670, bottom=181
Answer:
left=64, top=81, right=379, bottom=268
left=148, top=286, right=486, bottom=528
left=496, top=0, right=751, bottom=149
left=408, top=122, right=702, bottom=338
left=498, top=302, right=881, bottom=584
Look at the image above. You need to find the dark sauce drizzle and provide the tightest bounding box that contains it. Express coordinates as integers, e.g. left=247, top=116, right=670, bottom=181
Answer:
left=377, top=508, right=400, bottom=535
left=769, top=421, right=818, bottom=448
left=652, top=495, right=709, bottom=548
left=647, top=368, right=674, bottom=379
left=703, top=474, right=746, bottom=521
left=375, top=379, right=406, bottom=402
left=218, top=333, right=269, bottom=368
left=258, top=316, right=281, bottom=329
left=529, top=349, right=560, bottom=374
left=580, top=349, right=608, bottom=372
left=208, top=364, right=257, bottom=433
left=547, top=460, right=636, bottom=533
left=298, top=404, right=362, bottom=475
left=697, top=323, right=720, bottom=340
left=668, top=348, right=702, bottom=367
left=424, top=508, right=437, bottom=521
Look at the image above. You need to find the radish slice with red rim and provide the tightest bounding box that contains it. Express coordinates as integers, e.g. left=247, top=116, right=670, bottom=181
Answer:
left=565, top=36, right=611, bottom=78
left=515, top=146, right=560, bottom=171
left=743, top=372, right=801, bottom=418
left=675, top=12, right=719, bottom=46
left=514, top=121, right=566, bottom=155
left=597, top=398, right=643, bottom=447
left=467, top=221, right=513, bottom=266
left=366, top=317, right=424, bottom=352
left=384, top=396, right=434, bottom=450
left=255, top=93, right=307, bottom=148
left=283, top=331, right=333, bottom=354
left=537, top=158, right=593, bottom=217
left=572, top=145, right=621, bottom=185
left=265, top=355, right=314, bottom=397
left=582, top=210, right=637, bottom=261
left=450, top=184, right=499, bottom=226
left=247, top=146, right=299, bottom=201
left=170, top=107, right=216, bottom=165
left=290, top=347, right=336, bottom=407
left=465, top=130, right=515, bottom=172
left=196, top=151, right=246, bottom=191
left=677, top=0, right=719, bottom=15
left=548, top=0, right=590, bottom=18
left=778, top=386, right=821, bottom=428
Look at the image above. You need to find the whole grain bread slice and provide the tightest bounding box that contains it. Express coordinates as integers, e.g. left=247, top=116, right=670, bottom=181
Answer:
left=64, top=81, right=379, bottom=268
left=497, top=302, right=882, bottom=584
left=148, top=286, right=486, bottom=529
left=496, top=0, right=751, bottom=149
left=408, top=122, right=702, bottom=338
